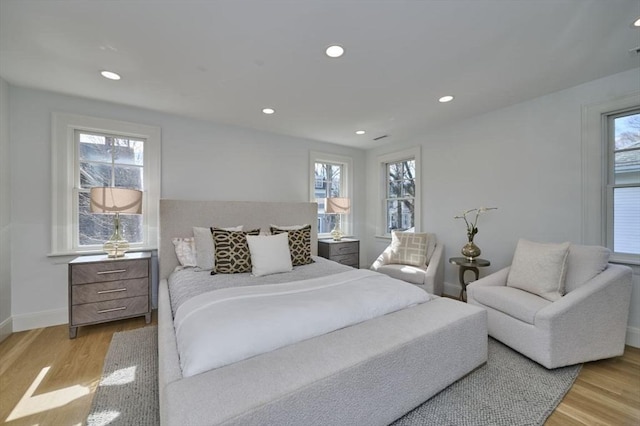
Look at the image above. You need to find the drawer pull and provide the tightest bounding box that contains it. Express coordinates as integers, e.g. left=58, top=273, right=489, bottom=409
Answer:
left=97, top=306, right=127, bottom=314
left=97, top=288, right=127, bottom=294
left=96, top=269, right=127, bottom=275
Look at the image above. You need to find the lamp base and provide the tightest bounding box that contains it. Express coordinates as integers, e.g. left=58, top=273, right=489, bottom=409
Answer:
left=330, top=226, right=344, bottom=241
left=103, top=239, right=130, bottom=258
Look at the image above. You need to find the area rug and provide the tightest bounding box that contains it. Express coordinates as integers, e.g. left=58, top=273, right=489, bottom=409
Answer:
left=87, top=326, right=158, bottom=426
left=87, top=326, right=581, bottom=426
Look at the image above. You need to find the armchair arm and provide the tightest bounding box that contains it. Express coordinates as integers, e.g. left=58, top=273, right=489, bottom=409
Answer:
left=370, top=244, right=392, bottom=271
left=467, top=266, right=511, bottom=289
left=424, top=243, right=444, bottom=295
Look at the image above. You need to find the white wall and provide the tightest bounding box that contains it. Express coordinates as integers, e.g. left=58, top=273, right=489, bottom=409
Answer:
left=8, top=86, right=366, bottom=331
left=0, top=78, right=11, bottom=342
left=365, top=68, right=640, bottom=346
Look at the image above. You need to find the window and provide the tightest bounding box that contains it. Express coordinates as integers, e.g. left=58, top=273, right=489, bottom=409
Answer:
left=51, top=113, right=161, bottom=255
left=310, top=152, right=352, bottom=237
left=606, top=109, right=640, bottom=255
left=378, top=147, right=421, bottom=236
left=77, top=131, right=145, bottom=247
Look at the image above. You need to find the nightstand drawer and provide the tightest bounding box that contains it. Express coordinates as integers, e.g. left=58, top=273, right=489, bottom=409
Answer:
left=332, top=253, right=358, bottom=267
left=71, top=259, right=148, bottom=284
left=328, top=242, right=358, bottom=256
left=71, top=278, right=149, bottom=304
left=71, top=295, right=149, bottom=325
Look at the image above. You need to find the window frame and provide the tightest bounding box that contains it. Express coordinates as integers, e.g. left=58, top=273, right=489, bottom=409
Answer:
left=581, top=92, right=639, bottom=265
left=51, top=113, right=161, bottom=256
left=377, top=147, right=421, bottom=237
left=309, top=151, right=353, bottom=239
left=604, top=108, right=640, bottom=257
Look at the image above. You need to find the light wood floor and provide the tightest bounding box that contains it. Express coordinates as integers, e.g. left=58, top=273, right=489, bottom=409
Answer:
left=0, top=313, right=638, bottom=426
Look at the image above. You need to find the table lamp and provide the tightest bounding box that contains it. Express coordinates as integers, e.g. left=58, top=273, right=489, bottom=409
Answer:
left=324, top=197, right=350, bottom=241
left=90, top=187, right=143, bottom=257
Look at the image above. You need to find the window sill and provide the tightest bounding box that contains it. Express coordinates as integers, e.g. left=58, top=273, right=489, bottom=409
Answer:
left=610, top=253, right=640, bottom=266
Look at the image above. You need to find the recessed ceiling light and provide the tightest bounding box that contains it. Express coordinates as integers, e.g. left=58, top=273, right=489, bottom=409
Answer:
left=325, top=45, right=345, bottom=58
left=633, top=17, right=640, bottom=27
left=438, top=95, right=454, bottom=103
left=262, top=108, right=275, bottom=115
left=100, top=70, right=121, bottom=80
left=355, top=130, right=366, bottom=135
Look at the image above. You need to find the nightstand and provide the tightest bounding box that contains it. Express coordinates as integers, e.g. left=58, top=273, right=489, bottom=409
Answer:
left=318, top=238, right=359, bottom=268
left=68, top=252, right=151, bottom=338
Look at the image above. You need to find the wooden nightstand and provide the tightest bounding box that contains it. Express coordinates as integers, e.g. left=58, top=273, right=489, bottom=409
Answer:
left=318, top=238, right=359, bottom=268
left=68, top=252, right=151, bottom=339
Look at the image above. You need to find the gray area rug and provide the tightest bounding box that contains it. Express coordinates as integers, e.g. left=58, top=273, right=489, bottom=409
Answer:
left=87, top=326, right=159, bottom=426
left=87, top=326, right=580, bottom=426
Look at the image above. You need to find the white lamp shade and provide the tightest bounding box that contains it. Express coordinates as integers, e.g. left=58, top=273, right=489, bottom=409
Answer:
left=325, top=197, right=350, bottom=214
left=90, top=187, right=143, bottom=214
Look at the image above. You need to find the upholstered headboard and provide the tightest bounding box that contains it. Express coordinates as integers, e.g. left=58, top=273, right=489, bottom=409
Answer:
left=159, top=199, right=318, bottom=281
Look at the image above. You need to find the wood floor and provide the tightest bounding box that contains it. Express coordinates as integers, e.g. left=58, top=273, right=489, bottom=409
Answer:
left=0, top=313, right=638, bottom=426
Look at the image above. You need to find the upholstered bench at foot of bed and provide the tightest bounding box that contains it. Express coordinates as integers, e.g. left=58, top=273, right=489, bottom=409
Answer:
left=159, top=280, right=488, bottom=426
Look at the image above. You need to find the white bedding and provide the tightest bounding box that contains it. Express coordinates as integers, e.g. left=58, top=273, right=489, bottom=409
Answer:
left=174, top=269, right=431, bottom=377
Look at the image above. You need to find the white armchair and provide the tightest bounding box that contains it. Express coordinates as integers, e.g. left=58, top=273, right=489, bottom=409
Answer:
left=370, top=232, right=444, bottom=296
left=467, top=242, right=632, bottom=369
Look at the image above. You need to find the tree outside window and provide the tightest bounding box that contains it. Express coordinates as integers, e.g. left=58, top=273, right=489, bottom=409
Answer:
left=314, top=162, right=343, bottom=234
left=386, top=159, right=415, bottom=233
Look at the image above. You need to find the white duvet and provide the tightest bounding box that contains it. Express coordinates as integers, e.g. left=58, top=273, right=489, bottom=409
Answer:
left=174, top=269, right=430, bottom=377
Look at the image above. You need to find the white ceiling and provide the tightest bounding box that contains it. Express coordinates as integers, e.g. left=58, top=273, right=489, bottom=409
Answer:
left=1, top=0, right=639, bottom=149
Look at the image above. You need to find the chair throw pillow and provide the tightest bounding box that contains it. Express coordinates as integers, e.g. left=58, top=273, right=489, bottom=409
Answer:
left=212, top=228, right=260, bottom=274
left=388, top=231, right=429, bottom=267
left=270, top=225, right=314, bottom=266
left=247, top=233, right=293, bottom=277
left=506, top=239, right=570, bottom=301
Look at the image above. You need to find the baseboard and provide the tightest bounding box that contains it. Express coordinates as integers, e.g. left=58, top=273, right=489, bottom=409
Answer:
left=0, top=316, right=12, bottom=343
left=12, top=308, right=67, bottom=332
left=626, top=326, right=640, bottom=348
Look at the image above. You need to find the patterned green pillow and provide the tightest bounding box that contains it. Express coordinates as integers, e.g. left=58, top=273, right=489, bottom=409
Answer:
left=212, top=228, right=260, bottom=274
left=270, top=225, right=314, bottom=266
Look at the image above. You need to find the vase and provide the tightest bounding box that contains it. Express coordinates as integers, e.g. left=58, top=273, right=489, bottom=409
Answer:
left=461, top=238, right=481, bottom=261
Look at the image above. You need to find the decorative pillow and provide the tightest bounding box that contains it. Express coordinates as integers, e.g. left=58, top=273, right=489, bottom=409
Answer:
left=193, top=225, right=242, bottom=270
left=270, top=225, right=314, bottom=266
left=172, top=237, right=197, bottom=267
left=213, top=228, right=260, bottom=274
left=246, top=233, right=293, bottom=277
left=506, top=239, right=570, bottom=301
left=388, top=231, right=429, bottom=267
left=564, top=244, right=611, bottom=293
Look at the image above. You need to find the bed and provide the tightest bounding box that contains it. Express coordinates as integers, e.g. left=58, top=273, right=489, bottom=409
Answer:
left=158, top=199, right=488, bottom=426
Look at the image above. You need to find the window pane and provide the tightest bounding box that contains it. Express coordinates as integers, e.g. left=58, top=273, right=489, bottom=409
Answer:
left=314, top=161, right=344, bottom=234
left=113, top=139, right=144, bottom=166
left=79, top=162, right=112, bottom=188
left=79, top=134, right=111, bottom=163
left=614, top=149, right=640, bottom=184
left=614, top=113, right=640, bottom=150
left=402, top=179, right=415, bottom=197
left=78, top=191, right=143, bottom=246
left=613, top=187, right=640, bottom=254
left=114, top=165, right=143, bottom=189
left=386, top=199, right=415, bottom=233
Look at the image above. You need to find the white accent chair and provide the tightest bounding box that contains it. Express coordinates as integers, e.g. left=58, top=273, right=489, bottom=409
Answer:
left=467, top=243, right=632, bottom=369
left=370, top=233, right=444, bottom=296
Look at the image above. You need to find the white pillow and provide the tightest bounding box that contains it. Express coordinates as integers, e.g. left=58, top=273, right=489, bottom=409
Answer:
left=506, top=239, right=570, bottom=301
left=172, top=237, right=197, bottom=267
left=193, top=225, right=243, bottom=270
left=247, top=233, right=293, bottom=277
left=388, top=231, right=429, bottom=267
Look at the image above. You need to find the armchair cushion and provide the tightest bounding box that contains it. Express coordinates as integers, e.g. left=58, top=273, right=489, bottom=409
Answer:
left=388, top=231, right=431, bottom=267
left=564, top=244, right=610, bottom=293
left=470, top=286, right=551, bottom=324
left=372, top=264, right=427, bottom=286
left=506, top=239, right=570, bottom=301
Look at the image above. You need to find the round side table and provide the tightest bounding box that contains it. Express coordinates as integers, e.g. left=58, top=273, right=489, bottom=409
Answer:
left=449, top=257, right=490, bottom=301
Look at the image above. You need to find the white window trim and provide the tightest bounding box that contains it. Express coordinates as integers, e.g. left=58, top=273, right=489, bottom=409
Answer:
left=581, top=92, right=640, bottom=265
left=376, top=146, right=421, bottom=238
left=50, top=113, right=161, bottom=256
left=309, top=151, right=353, bottom=239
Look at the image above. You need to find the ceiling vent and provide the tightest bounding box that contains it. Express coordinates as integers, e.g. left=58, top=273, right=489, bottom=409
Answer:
left=373, top=135, right=389, bottom=141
